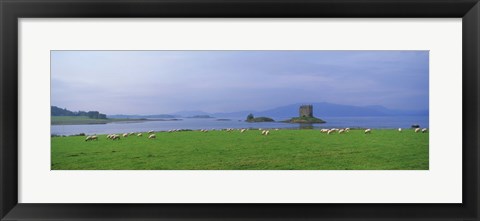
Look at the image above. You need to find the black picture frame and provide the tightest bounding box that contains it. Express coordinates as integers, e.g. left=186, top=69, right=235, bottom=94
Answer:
left=1, top=0, right=479, bottom=220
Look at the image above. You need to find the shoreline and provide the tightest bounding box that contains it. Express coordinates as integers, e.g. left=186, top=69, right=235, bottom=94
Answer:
left=51, top=128, right=423, bottom=137
left=51, top=118, right=182, bottom=125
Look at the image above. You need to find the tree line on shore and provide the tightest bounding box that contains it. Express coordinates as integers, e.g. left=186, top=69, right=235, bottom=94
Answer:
left=51, top=106, right=107, bottom=119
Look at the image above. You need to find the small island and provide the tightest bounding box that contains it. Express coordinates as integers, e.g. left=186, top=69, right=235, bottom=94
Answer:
left=283, top=116, right=326, bottom=123
left=245, top=114, right=275, bottom=122
left=283, top=105, right=326, bottom=124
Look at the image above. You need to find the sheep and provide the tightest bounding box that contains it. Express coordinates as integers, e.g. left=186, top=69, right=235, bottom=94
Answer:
left=338, top=129, right=345, bottom=134
left=90, top=135, right=98, bottom=141
left=275, top=128, right=279, bottom=131
left=85, top=136, right=92, bottom=141
left=364, top=129, right=371, bottom=134
left=320, top=129, right=329, bottom=133
left=129, top=132, right=134, bottom=136
left=345, top=128, right=350, bottom=132
left=398, top=128, right=402, bottom=132
left=137, top=133, right=142, bottom=137
left=112, top=135, right=121, bottom=140
left=148, top=130, right=154, bottom=134
left=122, top=133, right=129, bottom=137
left=106, top=134, right=113, bottom=139
left=422, top=128, right=428, bottom=133
left=415, top=128, right=421, bottom=133
left=240, top=129, right=246, bottom=133
left=148, top=134, right=156, bottom=139
left=264, top=130, right=270, bottom=136
left=327, top=129, right=334, bottom=135
left=203, top=129, right=208, bottom=133
left=261, top=130, right=266, bottom=135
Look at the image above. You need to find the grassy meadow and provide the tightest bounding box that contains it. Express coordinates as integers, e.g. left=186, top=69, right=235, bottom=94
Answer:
left=51, top=129, right=429, bottom=170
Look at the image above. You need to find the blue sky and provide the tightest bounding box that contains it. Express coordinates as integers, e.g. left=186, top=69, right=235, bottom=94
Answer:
left=51, top=51, right=429, bottom=115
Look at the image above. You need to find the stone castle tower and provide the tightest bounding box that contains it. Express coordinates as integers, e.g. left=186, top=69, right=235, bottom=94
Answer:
left=299, top=104, right=313, bottom=117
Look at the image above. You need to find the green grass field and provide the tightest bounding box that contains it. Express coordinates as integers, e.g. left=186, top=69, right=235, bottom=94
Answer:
left=51, top=129, right=429, bottom=170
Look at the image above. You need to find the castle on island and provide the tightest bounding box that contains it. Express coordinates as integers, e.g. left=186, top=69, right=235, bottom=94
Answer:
left=282, top=104, right=325, bottom=123
left=299, top=104, right=313, bottom=118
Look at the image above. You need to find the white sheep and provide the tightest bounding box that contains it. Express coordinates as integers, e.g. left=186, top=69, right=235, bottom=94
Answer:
left=422, top=128, right=428, bottom=133
left=264, top=130, right=270, bottom=136
left=327, top=129, right=334, bottom=135
left=112, top=135, right=120, bottom=140
left=338, top=129, right=345, bottom=134
left=364, top=129, right=371, bottom=134
left=240, top=129, right=246, bottom=133
left=148, top=130, right=154, bottom=134
left=261, top=130, right=266, bottom=135
left=398, top=128, right=402, bottom=132
left=137, top=133, right=142, bottom=137
left=345, top=128, right=350, bottom=132
left=415, top=128, right=421, bottom=133
left=148, top=134, right=156, bottom=139
left=122, top=133, right=129, bottom=137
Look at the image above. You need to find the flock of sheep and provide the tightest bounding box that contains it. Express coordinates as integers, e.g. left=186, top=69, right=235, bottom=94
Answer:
left=86, top=130, right=157, bottom=141
left=197, top=127, right=281, bottom=136
left=194, top=128, right=275, bottom=135
left=320, top=128, right=351, bottom=134
left=414, top=128, right=428, bottom=133
left=84, top=127, right=428, bottom=141
left=318, top=127, right=428, bottom=135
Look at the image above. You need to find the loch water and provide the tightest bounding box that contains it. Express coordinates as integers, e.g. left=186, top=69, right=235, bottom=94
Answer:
left=51, top=116, right=429, bottom=136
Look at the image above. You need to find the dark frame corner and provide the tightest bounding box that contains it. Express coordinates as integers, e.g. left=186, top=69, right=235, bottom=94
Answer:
left=1, top=0, right=479, bottom=220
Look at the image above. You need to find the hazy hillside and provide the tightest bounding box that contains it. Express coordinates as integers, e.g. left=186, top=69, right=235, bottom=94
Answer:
left=108, top=114, right=176, bottom=119
left=101, top=102, right=428, bottom=120
left=210, top=102, right=428, bottom=119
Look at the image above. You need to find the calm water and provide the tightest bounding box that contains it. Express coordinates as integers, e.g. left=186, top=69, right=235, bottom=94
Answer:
left=51, top=116, right=429, bottom=136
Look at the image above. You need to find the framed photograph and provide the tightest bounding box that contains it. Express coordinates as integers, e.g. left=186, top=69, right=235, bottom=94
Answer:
left=1, top=0, right=479, bottom=220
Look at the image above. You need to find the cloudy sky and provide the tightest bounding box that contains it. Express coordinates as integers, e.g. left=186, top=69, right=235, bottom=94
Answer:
left=51, top=50, right=429, bottom=115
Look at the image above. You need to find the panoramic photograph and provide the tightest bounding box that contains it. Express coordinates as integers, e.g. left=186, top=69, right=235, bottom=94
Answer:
left=51, top=50, right=429, bottom=170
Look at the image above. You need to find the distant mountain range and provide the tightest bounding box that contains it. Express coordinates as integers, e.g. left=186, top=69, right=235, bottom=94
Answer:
left=252, top=102, right=428, bottom=119
left=108, top=114, right=176, bottom=119
left=107, top=102, right=428, bottom=120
